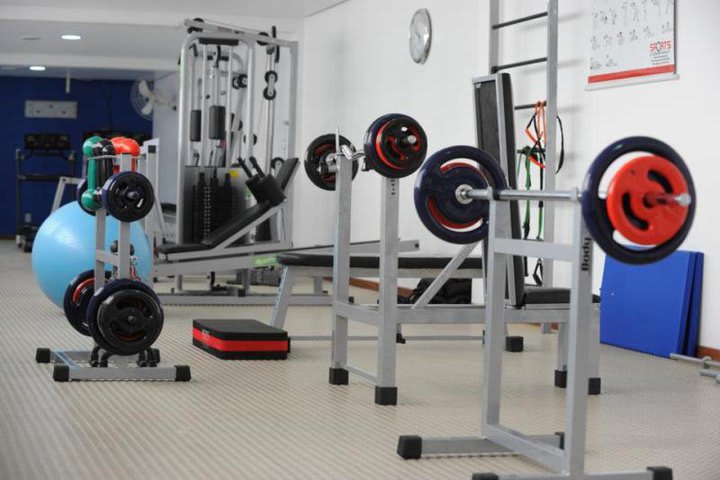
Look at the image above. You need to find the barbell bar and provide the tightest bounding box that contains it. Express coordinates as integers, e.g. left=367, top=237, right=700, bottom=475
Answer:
left=414, top=137, right=696, bottom=265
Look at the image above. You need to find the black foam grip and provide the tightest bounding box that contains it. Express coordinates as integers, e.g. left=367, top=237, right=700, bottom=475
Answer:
left=190, top=110, right=202, bottom=142
left=208, top=105, right=226, bottom=140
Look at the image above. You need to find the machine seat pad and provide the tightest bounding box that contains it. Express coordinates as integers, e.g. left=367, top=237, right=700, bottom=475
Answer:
left=522, top=287, right=600, bottom=306
left=277, top=254, right=482, bottom=270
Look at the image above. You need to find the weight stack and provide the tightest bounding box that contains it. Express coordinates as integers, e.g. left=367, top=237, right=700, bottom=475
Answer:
left=202, top=174, right=216, bottom=240
left=216, top=173, right=234, bottom=228
left=191, top=173, right=206, bottom=243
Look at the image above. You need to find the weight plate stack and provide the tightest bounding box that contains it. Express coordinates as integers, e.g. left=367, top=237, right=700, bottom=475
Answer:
left=304, top=134, right=358, bottom=190
left=363, top=113, right=427, bottom=178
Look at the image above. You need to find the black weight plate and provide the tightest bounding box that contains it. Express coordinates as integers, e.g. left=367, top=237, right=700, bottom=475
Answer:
left=304, top=134, right=358, bottom=190
left=97, top=289, right=163, bottom=356
left=363, top=113, right=427, bottom=178
left=414, top=145, right=508, bottom=244
left=87, top=279, right=164, bottom=356
left=62, top=269, right=111, bottom=336
left=101, top=171, right=155, bottom=222
left=362, top=113, right=401, bottom=176
left=582, top=136, right=695, bottom=265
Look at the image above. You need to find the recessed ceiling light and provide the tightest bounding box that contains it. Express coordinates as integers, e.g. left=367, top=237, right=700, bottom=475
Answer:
left=21, top=35, right=41, bottom=41
left=29, top=65, right=46, bottom=72
left=61, top=34, right=82, bottom=40
left=1, top=66, right=18, bottom=71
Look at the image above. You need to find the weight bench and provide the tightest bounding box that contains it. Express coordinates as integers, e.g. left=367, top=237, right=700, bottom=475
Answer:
left=270, top=252, right=599, bottom=349
left=270, top=253, right=483, bottom=340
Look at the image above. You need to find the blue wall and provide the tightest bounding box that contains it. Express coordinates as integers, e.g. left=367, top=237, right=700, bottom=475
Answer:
left=0, top=77, right=152, bottom=235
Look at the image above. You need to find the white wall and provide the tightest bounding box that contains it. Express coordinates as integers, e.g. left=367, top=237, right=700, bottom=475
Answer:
left=152, top=73, right=181, bottom=205
left=297, top=0, right=720, bottom=348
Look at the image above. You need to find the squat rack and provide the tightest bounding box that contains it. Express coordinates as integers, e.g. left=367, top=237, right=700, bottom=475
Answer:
left=398, top=185, right=671, bottom=480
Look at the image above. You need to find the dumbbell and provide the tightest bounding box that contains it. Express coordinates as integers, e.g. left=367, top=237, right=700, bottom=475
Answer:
left=77, top=136, right=154, bottom=222
left=303, top=113, right=428, bottom=190
left=414, top=137, right=695, bottom=265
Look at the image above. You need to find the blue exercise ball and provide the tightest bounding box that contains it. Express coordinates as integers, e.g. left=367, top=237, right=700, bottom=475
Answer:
left=32, top=202, right=153, bottom=308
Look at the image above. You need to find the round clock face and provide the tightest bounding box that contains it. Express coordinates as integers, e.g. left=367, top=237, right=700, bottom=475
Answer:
left=409, top=8, right=432, bottom=64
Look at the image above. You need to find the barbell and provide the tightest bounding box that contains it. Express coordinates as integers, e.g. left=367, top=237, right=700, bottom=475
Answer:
left=414, top=137, right=695, bottom=265
left=303, top=113, right=428, bottom=189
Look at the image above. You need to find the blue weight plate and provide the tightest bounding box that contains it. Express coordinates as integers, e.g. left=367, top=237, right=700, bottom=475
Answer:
left=582, top=136, right=695, bottom=265
left=415, top=145, right=507, bottom=244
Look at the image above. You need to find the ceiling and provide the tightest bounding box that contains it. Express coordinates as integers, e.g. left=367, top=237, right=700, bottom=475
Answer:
left=0, top=0, right=346, bottom=19
left=0, top=0, right=346, bottom=80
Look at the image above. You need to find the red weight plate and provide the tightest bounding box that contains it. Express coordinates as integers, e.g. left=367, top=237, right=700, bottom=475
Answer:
left=72, top=278, right=95, bottom=304
left=375, top=122, right=423, bottom=171
left=427, top=198, right=478, bottom=229
left=427, top=161, right=484, bottom=229
left=313, top=143, right=336, bottom=182
left=440, top=160, right=480, bottom=174
left=374, top=121, right=404, bottom=171
left=605, top=155, right=689, bottom=245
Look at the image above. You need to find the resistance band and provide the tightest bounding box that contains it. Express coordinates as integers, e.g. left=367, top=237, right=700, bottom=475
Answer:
left=516, top=102, right=565, bottom=285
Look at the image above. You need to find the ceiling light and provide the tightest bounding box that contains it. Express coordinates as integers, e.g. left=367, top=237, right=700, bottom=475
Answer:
left=21, top=35, right=41, bottom=41
left=29, top=65, right=46, bottom=71
left=61, top=34, right=82, bottom=40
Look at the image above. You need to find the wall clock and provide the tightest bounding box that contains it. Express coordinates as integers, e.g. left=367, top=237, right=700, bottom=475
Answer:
left=409, top=8, right=432, bottom=64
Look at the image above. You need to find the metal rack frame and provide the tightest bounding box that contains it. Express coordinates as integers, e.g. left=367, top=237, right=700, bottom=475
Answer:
left=37, top=153, right=188, bottom=382
left=397, top=187, right=670, bottom=480
left=327, top=147, right=599, bottom=405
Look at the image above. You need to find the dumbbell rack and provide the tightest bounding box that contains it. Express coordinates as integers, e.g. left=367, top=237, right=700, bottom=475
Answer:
left=36, top=154, right=189, bottom=382
left=397, top=189, right=670, bottom=479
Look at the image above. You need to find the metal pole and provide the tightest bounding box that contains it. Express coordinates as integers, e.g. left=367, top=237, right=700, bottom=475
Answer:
left=561, top=204, right=594, bottom=476
left=376, top=176, right=400, bottom=398
left=543, top=0, right=559, bottom=289
left=200, top=44, right=209, bottom=167
left=224, top=45, right=234, bottom=168
left=482, top=193, right=509, bottom=429
left=331, top=149, right=352, bottom=372
left=245, top=45, right=256, bottom=165
left=284, top=41, right=299, bottom=245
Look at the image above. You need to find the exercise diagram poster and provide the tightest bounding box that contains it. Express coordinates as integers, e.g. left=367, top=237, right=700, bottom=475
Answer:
left=588, top=0, right=676, bottom=87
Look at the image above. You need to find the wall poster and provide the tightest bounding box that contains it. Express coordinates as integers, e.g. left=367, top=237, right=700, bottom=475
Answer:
left=588, top=0, right=677, bottom=88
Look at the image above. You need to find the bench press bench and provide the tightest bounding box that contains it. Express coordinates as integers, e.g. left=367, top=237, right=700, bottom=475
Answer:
left=270, top=252, right=599, bottom=352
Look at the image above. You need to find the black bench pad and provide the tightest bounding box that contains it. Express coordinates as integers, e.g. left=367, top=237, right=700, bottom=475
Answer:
left=157, top=243, right=211, bottom=254
left=523, top=287, right=600, bottom=306
left=277, top=253, right=482, bottom=270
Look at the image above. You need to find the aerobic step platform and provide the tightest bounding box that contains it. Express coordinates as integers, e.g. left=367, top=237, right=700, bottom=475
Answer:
left=192, top=319, right=290, bottom=360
